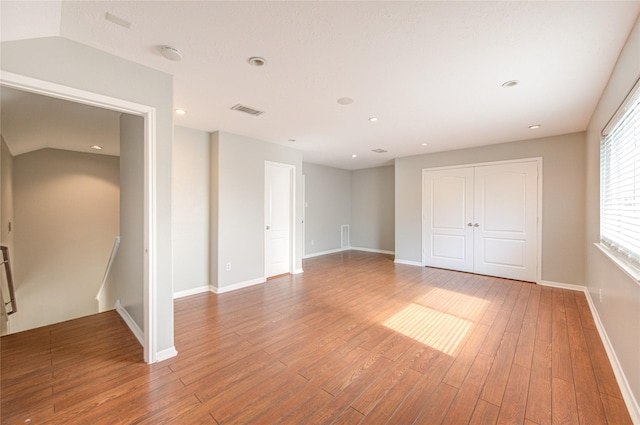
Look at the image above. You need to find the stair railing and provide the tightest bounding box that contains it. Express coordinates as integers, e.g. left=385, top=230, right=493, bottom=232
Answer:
left=0, top=246, right=17, bottom=315
left=96, top=236, right=120, bottom=312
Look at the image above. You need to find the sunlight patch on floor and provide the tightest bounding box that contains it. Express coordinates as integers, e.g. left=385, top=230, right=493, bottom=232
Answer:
left=416, top=286, right=490, bottom=322
left=382, top=303, right=474, bottom=356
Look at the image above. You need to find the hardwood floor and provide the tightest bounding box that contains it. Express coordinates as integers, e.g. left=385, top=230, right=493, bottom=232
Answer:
left=1, top=251, right=632, bottom=424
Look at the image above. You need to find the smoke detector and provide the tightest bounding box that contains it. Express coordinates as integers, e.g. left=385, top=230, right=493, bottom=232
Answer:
left=160, top=45, right=182, bottom=61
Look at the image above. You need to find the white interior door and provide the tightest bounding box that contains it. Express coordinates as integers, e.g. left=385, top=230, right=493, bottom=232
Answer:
left=473, top=162, right=538, bottom=281
left=265, top=162, right=292, bottom=278
left=423, top=160, right=539, bottom=282
left=423, top=167, right=474, bottom=272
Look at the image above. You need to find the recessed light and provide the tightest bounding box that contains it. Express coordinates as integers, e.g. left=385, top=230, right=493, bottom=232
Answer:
left=248, top=57, right=267, bottom=66
left=421, top=143, right=428, bottom=146
left=160, top=45, right=182, bottom=61
left=502, top=80, right=519, bottom=88
left=351, top=154, right=358, bottom=158
left=529, top=124, right=541, bottom=129
left=90, top=145, right=103, bottom=150
left=337, top=97, right=354, bottom=105
left=175, top=109, right=187, bottom=115
left=368, top=117, right=379, bottom=122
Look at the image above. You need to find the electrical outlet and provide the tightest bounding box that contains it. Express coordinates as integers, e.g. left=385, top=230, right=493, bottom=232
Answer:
left=311, top=239, right=315, bottom=246
left=226, top=262, right=231, bottom=271
left=599, top=288, right=603, bottom=303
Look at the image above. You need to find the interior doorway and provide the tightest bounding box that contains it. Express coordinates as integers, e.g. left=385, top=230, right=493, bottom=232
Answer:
left=0, top=72, right=158, bottom=363
left=0, top=86, right=122, bottom=334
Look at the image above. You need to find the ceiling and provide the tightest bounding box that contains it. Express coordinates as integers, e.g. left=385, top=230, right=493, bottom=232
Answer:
left=1, top=1, right=639, bottom=169
left=1, top=87, right=121, bottom=157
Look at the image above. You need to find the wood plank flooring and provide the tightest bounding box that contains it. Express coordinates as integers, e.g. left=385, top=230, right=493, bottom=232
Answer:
left=1, top=251, right=632, bottom=424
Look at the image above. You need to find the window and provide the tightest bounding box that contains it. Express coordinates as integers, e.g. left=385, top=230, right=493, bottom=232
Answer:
left=600, top=78, right=640, bottom=277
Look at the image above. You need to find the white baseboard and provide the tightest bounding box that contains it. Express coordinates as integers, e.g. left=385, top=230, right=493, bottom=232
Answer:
left=116, top=301, right=177, bottom=364
left=303, top=247, right=348, bottom=259
left=350, top=247, right=395, bottom=255
left=115, top=300, right=143, bottom=346
left=155, top=346, right=178, bottom=362
left=537, top=280, right=587, bottom=292
left=177, top=273, right=304, bottom=297
left=583, top=290, right=640, bottom=423
left=173, top=285, right=212, bottom=299
left=304, top=247, right=395, bottom=259
left=213, top=277, right=265, bottom=294
left=394, top=259, right=423, bottom=267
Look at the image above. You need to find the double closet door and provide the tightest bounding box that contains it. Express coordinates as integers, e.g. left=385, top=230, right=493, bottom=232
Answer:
left=422, top=160, right=539, bottom=282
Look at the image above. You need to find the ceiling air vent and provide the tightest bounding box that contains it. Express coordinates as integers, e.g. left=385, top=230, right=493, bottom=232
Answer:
left=230, top=104, right=264, bottom=116
left=371, top=148, right=388, bottom=154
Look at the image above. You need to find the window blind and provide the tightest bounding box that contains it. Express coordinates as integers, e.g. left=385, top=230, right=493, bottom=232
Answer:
left=600, top=79, right=640, bottom=270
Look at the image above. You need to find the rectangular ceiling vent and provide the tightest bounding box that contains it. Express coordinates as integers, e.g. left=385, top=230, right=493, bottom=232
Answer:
left=371, top=148, right=388, bottom=154
left=230, top=104, right=264, bottom=116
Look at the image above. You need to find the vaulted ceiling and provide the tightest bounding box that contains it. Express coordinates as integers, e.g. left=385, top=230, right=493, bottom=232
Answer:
left=2, top=1, right=639, bottom=169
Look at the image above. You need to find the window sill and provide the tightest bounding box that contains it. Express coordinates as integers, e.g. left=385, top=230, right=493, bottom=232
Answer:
left=594, top=243, right=640, bottom=284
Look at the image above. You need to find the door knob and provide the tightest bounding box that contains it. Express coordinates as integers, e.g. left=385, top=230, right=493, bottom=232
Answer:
left=467, top=223, right=473, bottom=227
left=473, top=223, right=479, bottom=227
left=266, top=225, right=270, bottom=230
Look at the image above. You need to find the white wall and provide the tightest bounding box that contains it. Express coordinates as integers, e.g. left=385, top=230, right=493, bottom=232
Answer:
left=395, top=132, right=586, bottom=285
left=351, top=166, right=394, bottom=252
left=107, top=115, right=143, bottom=328
left=172, top=126, right=210, bottom=294
left=11, top=148, right=119, bottom=332
left=0, top=36, right=175, bottom=356
left=210, top=133, right=219, bottom=292
left=213, top=131, right=303, bottom=290
left=1, top=137, right=14, bottom=256
left=303, top=163, right=351, bottom=256
left=585, top=15, right=640, bottom=417
left=1, top=136, right=14, bottom=335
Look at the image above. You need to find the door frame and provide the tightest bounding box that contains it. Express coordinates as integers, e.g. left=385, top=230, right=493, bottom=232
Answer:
left=1, top=71, right=159, bottom=363
left=264, top=161, right=296, bottom=278
left=422, top=157, right=543, bottom=283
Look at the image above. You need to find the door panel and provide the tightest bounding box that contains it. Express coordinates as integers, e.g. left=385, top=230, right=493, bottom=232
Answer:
left=482, top=173, right=527, bottom=232
left=482, top=238, right=525, bottom=267
left=423, top=168, right=474, bottom=272
left=432, top=234, right=467, bottom=260
left=473, top=162, right=538, bottom=281
left=265, top=163, right=292, bottom=278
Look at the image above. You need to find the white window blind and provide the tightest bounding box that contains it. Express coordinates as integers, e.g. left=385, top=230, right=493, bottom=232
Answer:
left=600, top=78, right=640, bottom=271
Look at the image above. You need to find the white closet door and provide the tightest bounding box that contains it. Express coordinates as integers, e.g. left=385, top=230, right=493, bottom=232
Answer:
left=423, top=168, right=474, bottom=272
left=473, top=162, right=538, bottom=281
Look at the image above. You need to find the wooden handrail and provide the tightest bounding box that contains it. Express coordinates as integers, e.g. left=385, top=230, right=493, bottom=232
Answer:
left=1, top=246, right=17, bottom=315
